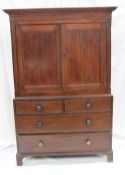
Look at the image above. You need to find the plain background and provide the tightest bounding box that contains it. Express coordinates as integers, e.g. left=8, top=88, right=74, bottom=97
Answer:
left=0, top=0, right=125, bottom=174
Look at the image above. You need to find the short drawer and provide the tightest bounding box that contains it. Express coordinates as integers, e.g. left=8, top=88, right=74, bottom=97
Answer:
left=14, top=100, right=62, bottom=115
left=18, top=132, right=112, bottom=153
left=16, top=113, right=112, bottom=134
left=65, top=96, right=112, bottom=113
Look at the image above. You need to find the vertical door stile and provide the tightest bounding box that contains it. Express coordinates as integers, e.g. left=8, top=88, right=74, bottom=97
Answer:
left=61, top=24, right=68, bottom=92
left=101, top=22, right=107, bottom=93
left=56, top=24, right=62, bottom=92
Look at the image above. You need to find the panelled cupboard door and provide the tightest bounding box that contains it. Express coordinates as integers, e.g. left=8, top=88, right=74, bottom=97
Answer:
left=62, top=23, right=107, bottom=94
left=15, top=22, right=108, bottom=96
left=16, top=24, right=62, bottom=96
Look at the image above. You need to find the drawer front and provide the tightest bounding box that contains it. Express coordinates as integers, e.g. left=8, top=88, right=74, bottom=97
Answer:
left=15, top=100, right=62, bottom=115
left=16, top=113, right=112, bottom=134
left=18, top=132, right=112, bottom=153
left=65, top=97, right=112, bottom=113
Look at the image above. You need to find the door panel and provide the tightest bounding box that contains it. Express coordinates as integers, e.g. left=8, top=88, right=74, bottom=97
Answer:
left=62, top=23, right=107, bottom=94
left=16, top=24, right=62, bottom=95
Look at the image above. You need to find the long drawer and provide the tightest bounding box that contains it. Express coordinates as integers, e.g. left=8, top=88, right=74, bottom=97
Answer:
left=16, top=113, right=112, bottom=134
left=18, top=132, right=112, bottom=154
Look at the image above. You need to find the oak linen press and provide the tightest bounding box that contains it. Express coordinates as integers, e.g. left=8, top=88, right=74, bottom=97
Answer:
left=4, top=7, right=116, bottom=165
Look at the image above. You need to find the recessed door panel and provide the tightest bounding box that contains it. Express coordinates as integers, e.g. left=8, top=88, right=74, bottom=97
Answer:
left=16, top=24, right=62, bottom=95
left=62, top=23, right=107, bottom=94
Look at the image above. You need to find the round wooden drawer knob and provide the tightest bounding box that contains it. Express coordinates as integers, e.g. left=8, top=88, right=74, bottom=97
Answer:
left=38, top=141, right=44, bottom=148
left=85, top=119, right=92, bottom=126
left=85, top=102, right=92, bottom=110
left=36, top=121, right=43, bottom=128
left=86, top=139, right=92, bottom=146
left=35, top=104, right=43, bottom=112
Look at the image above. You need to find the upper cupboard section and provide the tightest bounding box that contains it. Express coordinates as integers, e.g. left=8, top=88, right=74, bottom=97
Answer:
left=15, top=22, right=108, bottom=96
left=4, top=8, right=116, bottom=96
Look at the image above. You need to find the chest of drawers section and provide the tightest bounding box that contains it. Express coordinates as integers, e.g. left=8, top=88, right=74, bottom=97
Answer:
left=14, top=95, right=113, bottom=165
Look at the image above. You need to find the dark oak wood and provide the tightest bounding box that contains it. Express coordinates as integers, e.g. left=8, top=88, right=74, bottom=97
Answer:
left=107, top=151, right=113, bottom=162
left=65, top=96, right=112, bottom=113
left=15, top=113, right=112, bottom=134
left=16, top=24, right=62, bottom=95
left=17, top=132, right=112, bottom=153
left=62, top=23, right=107, bottom=94
left=4, top=7, right=117, bottom=14
left=16, top=153, right=23, bottom=166
left=14, top=94, right=112, bottom=100
left=15, top=100, right=63, bottom=114
left=4, top=7, right=116, bottom=165
left=14, top=95, right=112, bottom=114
